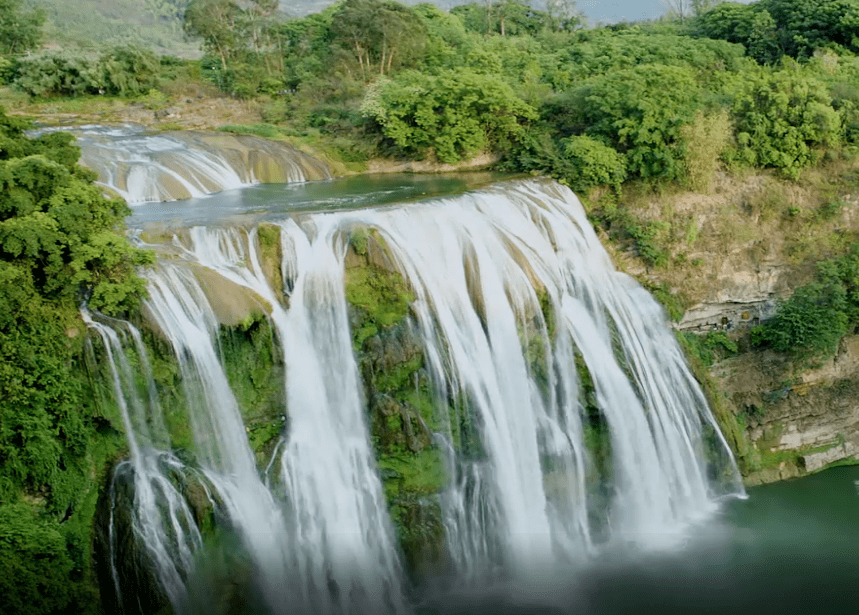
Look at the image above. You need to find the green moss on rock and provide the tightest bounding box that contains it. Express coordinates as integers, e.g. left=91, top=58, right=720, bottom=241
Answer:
left=217, top=315, right=285, bottom=466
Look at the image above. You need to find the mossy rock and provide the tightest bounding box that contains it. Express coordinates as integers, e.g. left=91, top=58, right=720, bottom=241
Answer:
left=255, top=224, right=284, bottom=300
left=344, top=228, right=414, bottom=337
left=217, top=316, right=286, bottom=468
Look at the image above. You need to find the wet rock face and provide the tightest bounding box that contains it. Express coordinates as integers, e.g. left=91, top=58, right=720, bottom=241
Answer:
left=344, top=228, right=453, bottom=579
left=712, top=336, right=859, bottom=485
left=94, top=456, right=224, bottom=615
left=94, top=462, right=173, bottom=615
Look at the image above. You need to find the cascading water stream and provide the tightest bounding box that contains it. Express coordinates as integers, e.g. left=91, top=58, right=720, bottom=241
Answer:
left=35, top=125, right=331, bottom=203
left=99, top=176, right=743, bottom=614
left=174, top=224, right=407, bottom=614
left=82, top=312, right=204, bottom=614
left=142, top=264, right=293, bottom=613
left=284, top=180, right=744, bottom=577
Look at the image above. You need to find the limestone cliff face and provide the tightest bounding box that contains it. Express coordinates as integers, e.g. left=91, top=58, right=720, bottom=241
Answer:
left=710, top=337, right=859, bottom=485
left=621, top=169, right=859, bottom=485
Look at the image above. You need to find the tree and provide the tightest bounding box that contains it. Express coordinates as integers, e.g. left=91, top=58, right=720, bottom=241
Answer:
left=361, top=68, right=536, bottom=162
left=545, top=0, right=584, bottom=32
left=184, top=0, right=243, bottom=70
left=761, top=0, right=859, bottom=58
left=752, top=282, right=848, bottom=359
left=0, top=0, right=43, bottom=56
left=572, top=65, right=703, bottom=181
left=731, top=67, right=842, bottom=178
left=0, top=107, right=151, bottom=613
left=663, top=0, right=693, bottom=23
left=329, top=0, right=427, bottom=79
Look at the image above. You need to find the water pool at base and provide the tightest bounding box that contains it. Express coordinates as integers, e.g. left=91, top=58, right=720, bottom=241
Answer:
left=419, top=464, right=859, bottom=615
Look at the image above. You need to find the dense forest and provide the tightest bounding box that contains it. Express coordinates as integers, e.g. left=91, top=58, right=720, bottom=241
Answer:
left=2, top=0, right=859, bottom=612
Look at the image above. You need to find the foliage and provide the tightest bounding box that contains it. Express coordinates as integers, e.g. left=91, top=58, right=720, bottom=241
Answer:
left=751, top=281, right=848, bottom=358
left=560, top=135, right=626, bottom=192
left=0, top=108, right=150, bottom=612
left=0, top=0, right=44, bottom=56
left=693, top=2, right=782, bottom=64
left=678, top=330, right=739, bottom=367
left=11, top=46, right=160, bottom=98
left=329, top=0, right=428, bottom=79
left=0, top=503, right=80, bottom=614
left=361, top=68, right=536, bottom=163
left=681, top=109, right=731, bottom=191
left=760, top=0, right=859, bottom=60
left=570, top=64, right=703, bottom=181
left=184, top=0, right=282, bottom=95
left=695, top=0, right=859, bottom=63
left=99, top=46, right=160, bottom=96
left=11, top=53, right=102, bottom=98
left=730, top=66, right=843, bottom=178
left=0, top=109, right=151, bottom=613
left=818, top=242, right=859, bottom=328
left=562, top=28, right=746, bottom=80
left=183, top=0, right=244, bottom=71
left=451, top=0, right=579, bottom=36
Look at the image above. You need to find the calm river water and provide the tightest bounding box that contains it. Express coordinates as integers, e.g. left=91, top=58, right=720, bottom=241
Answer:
left=419, top=464, right=859, bottom=615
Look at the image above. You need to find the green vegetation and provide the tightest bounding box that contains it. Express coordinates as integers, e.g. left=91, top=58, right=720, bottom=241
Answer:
left=753, top=244, right=859, bottom=361
left=0, top=107, right=151, bottom=613
left=218, top=314, right=285, bottom=465
left=678, top=330, right=739, bottom=366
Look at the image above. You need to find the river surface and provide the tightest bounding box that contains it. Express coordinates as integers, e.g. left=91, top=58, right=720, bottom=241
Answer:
left=123, top=177, right=859, bottom=615
left=418, top=464, right=859, bottom=615
left=127, top=172, right=514, bottom=228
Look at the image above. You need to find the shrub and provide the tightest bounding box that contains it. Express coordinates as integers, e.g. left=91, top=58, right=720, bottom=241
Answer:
left=751, top=281, right=848, bottom=358
left=11, top=52, right=102, bottom=98
left=560, top=135, right=627, bottom=192
left=681, top=109, right=731, bottom=192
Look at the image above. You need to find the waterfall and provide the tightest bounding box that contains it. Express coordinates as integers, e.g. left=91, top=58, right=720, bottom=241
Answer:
left=92, top=177, right=743, bottom=614
left=64, top=125, right=331, bottom=203
left=82, top=312, right=204, bottom=614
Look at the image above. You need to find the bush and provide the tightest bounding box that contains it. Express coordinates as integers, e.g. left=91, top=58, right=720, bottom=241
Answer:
left=12, top=46, right=160, bottom=98
left=730, top=67, right=843, bottom=178
left=560, top=135, right=626, bottom=192
left=11, top=52, right=102, bottom=97
left=99, top=46, right=159, bottom=97
left=751, top=281, right=848, bottom=358
left=818, top=243, right=859, bottom=327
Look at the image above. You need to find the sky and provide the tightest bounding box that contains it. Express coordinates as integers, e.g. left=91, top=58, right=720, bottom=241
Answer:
left=575, top=0, right=669, bottom=23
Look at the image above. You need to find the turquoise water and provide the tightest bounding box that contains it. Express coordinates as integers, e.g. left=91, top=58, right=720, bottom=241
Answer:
left=128, top=173, right=515, bottom=228
left=420, top=465, right=859, bottom=615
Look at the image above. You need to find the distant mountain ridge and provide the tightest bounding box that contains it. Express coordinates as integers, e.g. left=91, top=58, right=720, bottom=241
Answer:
left=28, top=0, right=677, bottom=58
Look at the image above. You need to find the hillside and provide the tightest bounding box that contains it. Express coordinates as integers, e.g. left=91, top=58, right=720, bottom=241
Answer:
left=28, top=0, right=198, bottom=55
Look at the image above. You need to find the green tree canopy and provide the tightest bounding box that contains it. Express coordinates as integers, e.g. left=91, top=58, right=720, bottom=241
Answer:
left=0, top=0, right=44, bottom=56
left=695, top=0, right=859, bottom=62
left=329, top=0, right=428, bottom=79
left=731, top=66, right=842, bottom=177
left=0, top=108, right=150, bottom=612
left=567, top=64, right=704, bottom=181
left=361, top=68, right=536, bottom=162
